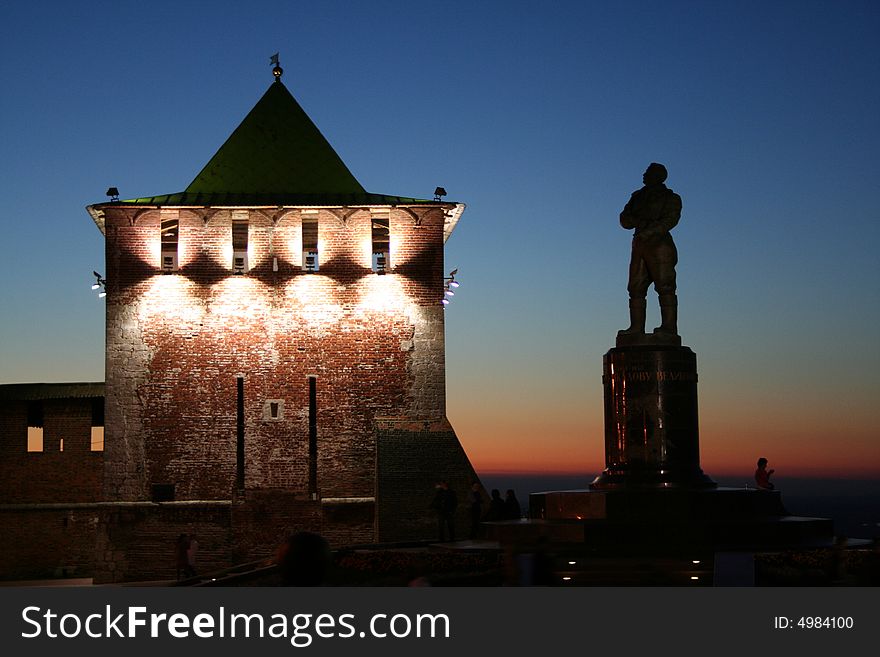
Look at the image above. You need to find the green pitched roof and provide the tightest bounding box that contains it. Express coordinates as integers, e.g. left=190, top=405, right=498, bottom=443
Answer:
left=186, top=80, right=366, bottom=196
left=86, top=76, right=466, bottom=241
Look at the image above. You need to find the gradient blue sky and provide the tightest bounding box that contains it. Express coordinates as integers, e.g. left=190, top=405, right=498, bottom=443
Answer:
left=1, top=1, right=878, bottom=477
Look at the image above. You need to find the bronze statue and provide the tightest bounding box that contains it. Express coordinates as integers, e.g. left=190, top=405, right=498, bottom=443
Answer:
left=619, top=163, right=681, bottom=336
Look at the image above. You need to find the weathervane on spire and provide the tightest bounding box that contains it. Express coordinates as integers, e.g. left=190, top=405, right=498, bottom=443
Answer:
left=270, top=53, right=283, bottom=82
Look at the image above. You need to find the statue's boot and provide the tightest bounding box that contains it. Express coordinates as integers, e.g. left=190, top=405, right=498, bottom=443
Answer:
left=619, top=298, right=646, bottom=334
left=654, top=294, right=678, bottom=335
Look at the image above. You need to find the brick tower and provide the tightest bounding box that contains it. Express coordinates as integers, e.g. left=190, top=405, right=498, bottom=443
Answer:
left=86, top=67, right=478, bottom=573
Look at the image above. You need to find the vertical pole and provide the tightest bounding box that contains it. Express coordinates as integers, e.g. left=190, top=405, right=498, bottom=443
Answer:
left=236, top=376, right=245, bottom=490
left=308, top=376, right=317, bottom=498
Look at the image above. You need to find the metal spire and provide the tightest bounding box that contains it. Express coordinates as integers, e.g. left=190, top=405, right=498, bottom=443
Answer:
left=270, top=53, right=283, bottom=82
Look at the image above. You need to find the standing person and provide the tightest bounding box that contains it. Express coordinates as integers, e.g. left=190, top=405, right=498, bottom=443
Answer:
left=486, top=489, right=505, bottom=521
left=469, top=482, right=483, bottom=539
left=442, top=481, right=458, bottom=542
left=175, top=533, right=190, bottom=581
left=618, top=163, right=683, bottom=337
left=186, top=533, right=199, bottom=578
left=430, top=481, right=456, bottom=542
left=755, top=457, right=775, bottom=490
left=504, top=489, right=522, bottom=520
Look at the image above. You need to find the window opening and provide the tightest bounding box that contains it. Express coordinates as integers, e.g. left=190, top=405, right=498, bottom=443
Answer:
left=232, top=220, right=249, bottom=274
left=161, top=218, right=179, bottom=271
left=27, top=401, right=43, bottom=452
left=371, top=214, right=390, bottom=274
left=91, top=397, right=105, bottom=452
left=302, top=215, right=318, bottom=272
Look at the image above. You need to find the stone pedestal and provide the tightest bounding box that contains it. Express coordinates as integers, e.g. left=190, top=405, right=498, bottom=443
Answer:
left=504, top=335, right=835, bottom=568
left=591, top=344, right=715, bottom=489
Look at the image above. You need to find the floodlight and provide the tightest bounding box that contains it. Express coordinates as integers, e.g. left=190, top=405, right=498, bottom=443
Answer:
left=92, top=271, right=107, bottom=298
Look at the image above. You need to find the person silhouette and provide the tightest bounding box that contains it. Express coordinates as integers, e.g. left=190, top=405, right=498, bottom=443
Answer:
left=469, top=482, right=483, bottom=539
left=175, top=533, right=190, bottom=580
left=277, top=531, right=331, bottom=586
left=430, top=481, right=457, bottom=541
left=504, top=489, right=522, bottom=520
left=186, top=533, right=199, bottom=578
left=486, top=489, right=505, bottom=521
left=755, top=457, right=775, bottom=490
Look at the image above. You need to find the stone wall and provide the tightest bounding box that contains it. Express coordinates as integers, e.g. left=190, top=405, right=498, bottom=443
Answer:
left=94, top=502, right=233, bottom=584
left=0, top=506, right=99, bottom=580
left=0, top=502, right=232, bottom=583
left=229, top=490, right=321, bottom=565
left=0, top=397, right=103, bottom=504
left=376, top=418, right=483, bottom=543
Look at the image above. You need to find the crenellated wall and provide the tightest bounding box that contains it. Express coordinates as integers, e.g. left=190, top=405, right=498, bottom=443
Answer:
left=0, top=395, right=103, bottom=504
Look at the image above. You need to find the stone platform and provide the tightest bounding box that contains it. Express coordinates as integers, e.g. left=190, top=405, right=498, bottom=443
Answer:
left=519, top=487, right=833, bottom=555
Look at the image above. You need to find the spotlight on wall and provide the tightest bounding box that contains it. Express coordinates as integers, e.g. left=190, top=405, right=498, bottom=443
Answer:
left=441, top=269, right=460, bottom=307
left=106, top=187, right=119, bottom=202
left=433, top=186, right=447, bottom=202
left=91, top=271, right=107, bottom=299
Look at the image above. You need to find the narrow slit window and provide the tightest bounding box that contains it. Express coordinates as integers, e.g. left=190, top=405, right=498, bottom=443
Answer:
left=161, top=218, right=179, bottom=272
left=308, top=376, right=317, bottom=498
left=236, top=377, right=245, bottom=490
left=232, top=220, right=249, bottom=274
left=371, top=214, right=390, bottom=274
left=91, top=397, right=105, bottom=452
left=27, top=401, right=43, bottom=452
left=262, top=399, right=284, bottom=421
left=302, top=215, right=319, bottom=272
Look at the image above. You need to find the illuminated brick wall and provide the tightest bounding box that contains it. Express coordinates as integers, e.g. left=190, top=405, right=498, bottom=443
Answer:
left=102, top=205, right=460, bottom=522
